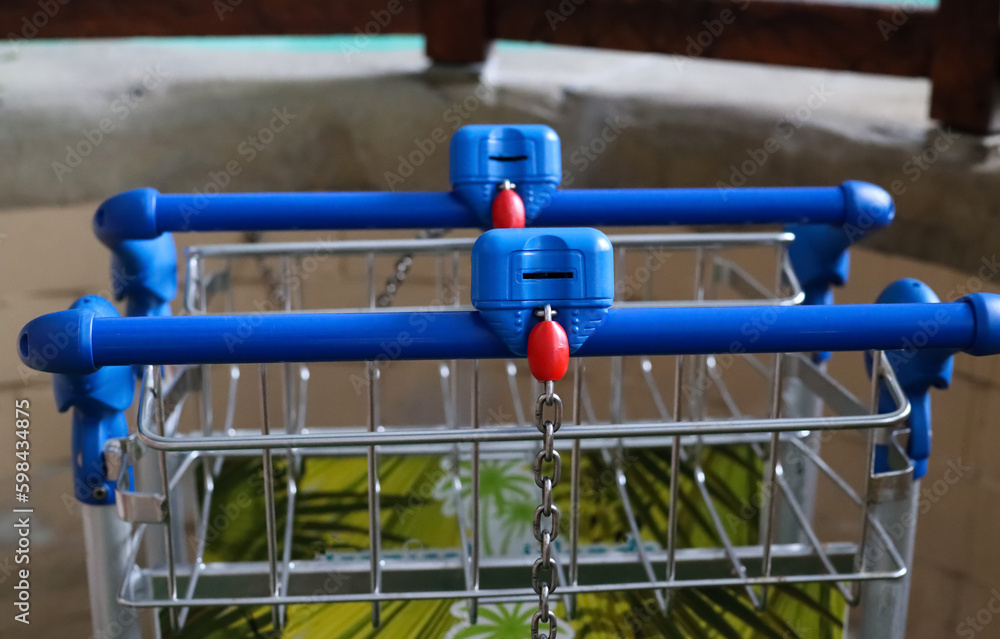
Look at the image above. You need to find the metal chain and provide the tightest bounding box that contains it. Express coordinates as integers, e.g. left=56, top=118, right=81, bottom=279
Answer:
left=375, top=228, right=447, bottom=308
left=531, top=369, right=562, bottom=638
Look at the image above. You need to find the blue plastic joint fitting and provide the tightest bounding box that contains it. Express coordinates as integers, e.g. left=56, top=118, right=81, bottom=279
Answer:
left=111, top=235, right=178, bottom=317
left=787, top=223, right=852, bottom=308
left=961, top=291, right=1000, bottom=356
left=787, top=182, right=895, bottom=363
left=840, top=180, right=895, bottom=236
left=872, top=279, right=955, bottom=479
left=93, top=187, right=160, bottom=246
left=93, top=190, right=178, bottom=317
left=50, top=297, right=134, bottom=505
left=471, top=227, right=614, bottom=355
left=450, top=125, right=562, bottom=227
left=787, top=181, right=895, bottom=305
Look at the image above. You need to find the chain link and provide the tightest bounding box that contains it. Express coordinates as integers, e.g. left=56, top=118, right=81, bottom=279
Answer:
left=531, top=384, right=562, bottom=639
left=375, top=228, right=447, bottom=308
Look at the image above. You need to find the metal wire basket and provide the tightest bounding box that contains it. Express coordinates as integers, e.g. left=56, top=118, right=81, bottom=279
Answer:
left=103, top=231, right=917, bottom=638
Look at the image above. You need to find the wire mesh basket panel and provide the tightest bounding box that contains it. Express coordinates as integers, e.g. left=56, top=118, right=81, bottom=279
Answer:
left=106, top=231, right=914, bottom=638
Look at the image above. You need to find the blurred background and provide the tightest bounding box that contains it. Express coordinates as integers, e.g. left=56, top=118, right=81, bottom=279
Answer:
left=1, top=1, right=999, bottom=638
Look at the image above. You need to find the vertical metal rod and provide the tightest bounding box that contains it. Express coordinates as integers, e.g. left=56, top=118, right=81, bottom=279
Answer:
left=277, top=256, right=298, bottom=628
left=449, top=251, right=460, bottom=444
left=760, top=352, right=785, bottom=608
left=771, top=466, right=855, bottom=602
left=665, top=356, right=684, bottom=610
left=774, top=243, right=786, bottom=297
left=280, top=257, right=298, bottom=437
left=641, top=247, right=654, bottom=301
left=439, top=364, right=456, bottom=428
left=367, top=361, right=382, bottom=627
left=568, top=358, right=583, bottom=620
left=366, top=252, right=376, bottom=310
left=191, top=255, right=214, bottom=630
left=258, top=365, right=282, bottom=630
left=689, top=248, right=708, bottom=422
left=154, top=369, right=178, bottom=631
left=605, top=446, right=667, bottom=612
left=177, top=456, right=223, bottom=628
left=692, top=461, right=761, bottom=607
left=470, top=360, right=480, bottom=624
left=610, top=356, right=624, bottom=425
left=853, top=350, right=882, bottom=603
left=693, top=247, right=706, bottom=302
left=505, top=361, right=527, bottom=427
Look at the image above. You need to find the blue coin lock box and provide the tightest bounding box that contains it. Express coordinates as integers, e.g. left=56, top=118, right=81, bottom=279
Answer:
left=450, top=124, right=562, bottom=227
left=471, top=227, right=614, bottom=356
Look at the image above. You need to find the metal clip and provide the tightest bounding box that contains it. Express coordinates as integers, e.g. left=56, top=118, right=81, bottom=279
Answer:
left=105, top=436, right=168, bottom=524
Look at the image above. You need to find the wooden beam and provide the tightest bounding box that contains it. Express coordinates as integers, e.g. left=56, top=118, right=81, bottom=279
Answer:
left=491, top=0, right=936, bottom=77
left=2, top=0, right=935, bottom=77
left=929, top=0, right=1000, bottom=133
left=0, top=0, right=421, bottom=39
left=420, top=0, right=490, bottom=64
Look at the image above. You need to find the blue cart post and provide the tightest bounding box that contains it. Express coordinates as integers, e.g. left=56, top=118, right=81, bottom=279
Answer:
left=43, top=296, right=140, bottom=639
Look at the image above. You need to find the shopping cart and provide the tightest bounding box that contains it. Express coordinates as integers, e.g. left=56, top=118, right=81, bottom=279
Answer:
left=19, top=125, right=996, bottom=639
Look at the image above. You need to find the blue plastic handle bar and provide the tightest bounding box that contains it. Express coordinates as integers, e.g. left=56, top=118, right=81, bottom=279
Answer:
left=19, top=294, right=1000, bottom=375
left=91, top=181, right=893, bottom=246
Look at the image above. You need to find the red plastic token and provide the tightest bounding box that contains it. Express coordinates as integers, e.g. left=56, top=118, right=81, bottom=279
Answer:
left=527, top=320, right=570, bottom=382
left=491, top=188, right=526, bottom=229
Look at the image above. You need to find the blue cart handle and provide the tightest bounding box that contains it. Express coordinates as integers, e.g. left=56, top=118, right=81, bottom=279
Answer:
left=92, top=181, right=893, bottom=246
left=19, top=294, right=1000, bottom=375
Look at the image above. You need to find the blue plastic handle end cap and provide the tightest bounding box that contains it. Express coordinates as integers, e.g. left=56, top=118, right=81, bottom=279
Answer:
left=93, top=187, right=160, bottom=246
left=18, top=301, right=101, bottom=375
left=960, top=292, right=1000, bottom=356
left=840, top=181, right=895, bottom=236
